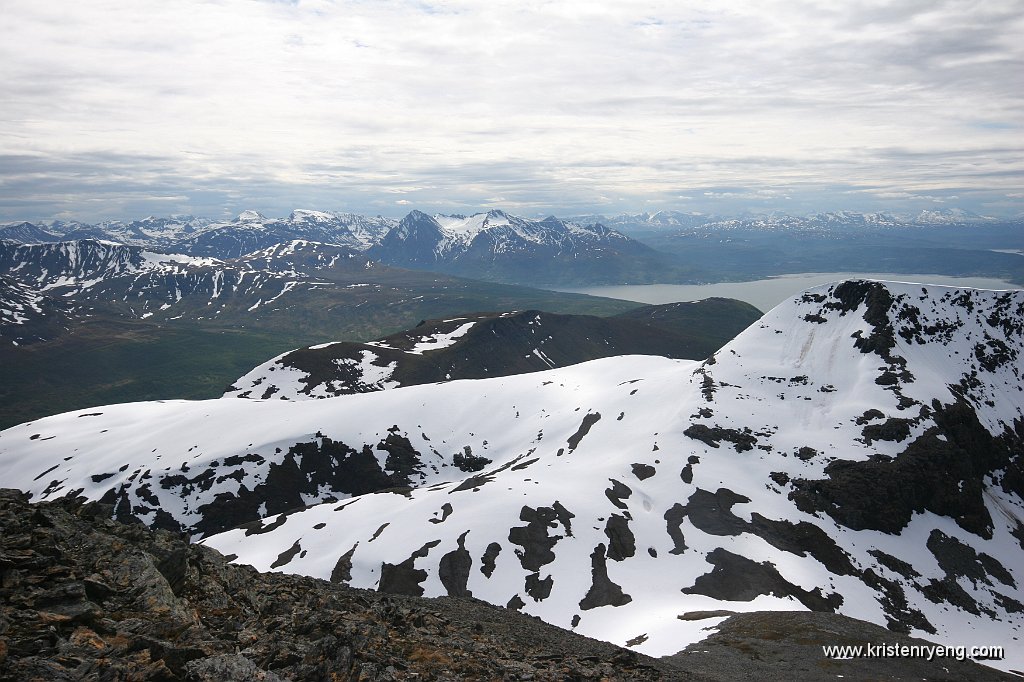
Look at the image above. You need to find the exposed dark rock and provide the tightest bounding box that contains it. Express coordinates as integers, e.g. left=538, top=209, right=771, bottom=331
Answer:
left=508, top=503, right=575, bottom=572
left=680, top=488, right=750, bottom=536
left=666, top=611, right=1011, bottom=682
left=0, top=489, right=1000, bottom=681
left=790, top=398, right=1022, bottom=539
left=859, top=568, right=936, bottom=634
left=683, top=424, right=757, bottom=452
left=377, top=540, right=441, bottom=596
left=525, top=572, right=554, bottom=601
left=0, top=489, right=689, bottom=681
left=605, top=479, right=633, bottom=510
left=992, top=591, right=1024, bottom=613
left=631, top=463, right=656, bottom=480
left=438, top=531, right=473, bottom=597
left=677, top=610, right=737, bottom=621
left=567, top=412, right=602, bottom=452
left=480, top=542, right=501, bottom=578
left=856, top=408, right=885, bottom=425
left=579, top=544, right=632, bottom=610
left=330, top=543, right=358, bottom=583
left=625, top=634, right=648, bottom=647
left=830, top=280, right=897, bottom=358
left=449, top=473, right=494, bottom=492
left=378, top=432, right=424, bottom=482
left=682, top=548, right=843, bottom=613
left=921, top=577, right=985, bottom=616
left=927, top=529, right=1015, bottom=588
left=795, top=447, right=817, bottom=461
left=156, top=547, right=189, bottom=596
left=604, top=514, right=636, bottom=561
left=175, top=436, right=420, bottom=538
left=428, top=502, right=453, bottom=524
left=453, top=446, right=492, bottom=472
left=861, top=418, right=913, bottom=445
left=747, top=514, right=856, bottom=577
left=1012, top=520, right=1024, bottom=551
left=868, top=549, right=921, bottom=580
left=663, top=503, right=688, bottom=555
left=270, top=540, right=302, bottom=569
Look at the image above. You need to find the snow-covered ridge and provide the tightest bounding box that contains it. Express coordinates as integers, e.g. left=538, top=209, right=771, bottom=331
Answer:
left=0, top=238, right=376, bottom=332
left=1, top=279, right=1022, bottom=671
left=0, top=211, right=398, bottom=257
left=370, top=209, right=646, bottom=272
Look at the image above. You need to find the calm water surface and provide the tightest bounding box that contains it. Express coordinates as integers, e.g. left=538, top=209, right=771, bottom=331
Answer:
left=551, top=273, right=1022, bottom=313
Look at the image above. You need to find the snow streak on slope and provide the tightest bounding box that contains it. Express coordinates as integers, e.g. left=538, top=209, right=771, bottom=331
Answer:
left=372, top=321, right=476, bottom=355
left=1, top=280, right=1022, bottom=671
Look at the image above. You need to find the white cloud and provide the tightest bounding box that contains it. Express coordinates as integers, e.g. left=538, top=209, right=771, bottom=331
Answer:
left=0, top=0, right=1021, bottom=219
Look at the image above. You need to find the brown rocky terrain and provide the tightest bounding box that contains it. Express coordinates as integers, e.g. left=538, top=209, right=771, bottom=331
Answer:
left=0, top=488, right=1015, bottom=681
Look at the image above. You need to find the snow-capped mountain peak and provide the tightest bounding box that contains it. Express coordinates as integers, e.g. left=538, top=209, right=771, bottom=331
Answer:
left=235, top=209, right=267, bottom=223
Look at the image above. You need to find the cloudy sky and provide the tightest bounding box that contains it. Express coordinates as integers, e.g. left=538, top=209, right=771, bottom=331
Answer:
left=1, top=0, right=1022, bottom=221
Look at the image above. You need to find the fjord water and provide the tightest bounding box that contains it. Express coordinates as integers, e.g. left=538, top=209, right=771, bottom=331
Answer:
left=550, top=272, right=1022, bottom=311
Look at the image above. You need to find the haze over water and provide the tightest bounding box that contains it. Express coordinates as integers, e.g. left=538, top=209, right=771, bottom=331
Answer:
left=552, top=273, right=1024, bottom=313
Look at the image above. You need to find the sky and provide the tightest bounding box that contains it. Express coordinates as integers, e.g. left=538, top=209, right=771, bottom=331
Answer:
left=1, top=0, right=1022, bottom=222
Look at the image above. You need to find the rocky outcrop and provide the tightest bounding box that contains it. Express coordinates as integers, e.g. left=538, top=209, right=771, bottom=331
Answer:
left=0, top=489, right=676, bottom=681
left=2, top=489, right=1014, bottom=681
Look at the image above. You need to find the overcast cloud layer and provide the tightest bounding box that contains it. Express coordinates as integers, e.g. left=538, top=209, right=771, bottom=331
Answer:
left=1, top=0, right=1022, bottom=221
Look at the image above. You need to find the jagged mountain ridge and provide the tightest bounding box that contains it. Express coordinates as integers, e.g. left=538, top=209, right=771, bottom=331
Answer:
left=0, top=210, right=395, bottom=257
left=176, top=210, right=395, bottom=258
left=571, top=208, right=1011, bottom=234
left=225, top=300, right=763, bottom=400
left=1, top=279, right=1021, bottom=672
left=366, top=209, right=680, bottom=285
left=0, top=239, right=374, bottom=341
left=7, top=207, right=1021, bottom=287
left=1, top=209, right=691, bottom=285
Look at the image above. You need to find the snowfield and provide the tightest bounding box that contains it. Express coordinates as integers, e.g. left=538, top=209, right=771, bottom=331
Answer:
left=1, top=279, right=1022, bottom=671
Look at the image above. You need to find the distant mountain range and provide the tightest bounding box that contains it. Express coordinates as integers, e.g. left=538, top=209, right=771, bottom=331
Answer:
left=0, top=210, right=393, bottom=257
left=3, top=279, right=1021, bottom=673
left=1, top=209, right=689, bottom=285
left=569, top=207, right=1013, bottom=233
left=366, top=209, right=687, bottom=285
left=6, top=207, right=1020, bottom=287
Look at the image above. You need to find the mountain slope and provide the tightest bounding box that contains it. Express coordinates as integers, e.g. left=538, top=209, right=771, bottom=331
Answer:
left=369, top=210, right=693, bottom=285
left=0, top=238, right=639, bottom=428
left=225, top=300, right=763, bottom=400
left=1, top=280, right=1021, bottom=671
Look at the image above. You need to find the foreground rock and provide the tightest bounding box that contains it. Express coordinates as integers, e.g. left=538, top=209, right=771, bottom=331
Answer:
left=669, top=611, right=1017, bottom=681
left=1, top=489, right=1015, bottom=681
left=0, top=488, right=682, bottom=681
